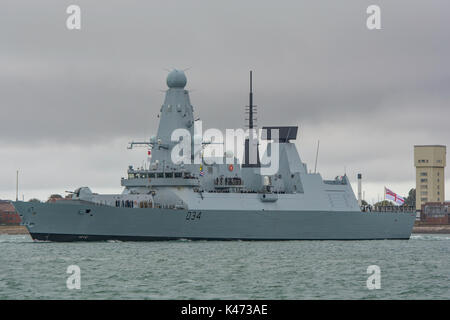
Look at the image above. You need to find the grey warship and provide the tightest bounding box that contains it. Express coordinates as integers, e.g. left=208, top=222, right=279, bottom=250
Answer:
left=13, top=70, right=416, bottom=241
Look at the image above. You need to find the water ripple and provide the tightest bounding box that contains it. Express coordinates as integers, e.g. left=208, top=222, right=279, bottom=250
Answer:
left=0, top=234, right=448, bottom=299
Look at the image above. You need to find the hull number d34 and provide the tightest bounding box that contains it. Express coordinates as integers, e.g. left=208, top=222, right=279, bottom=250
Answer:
left=186, top=211, right=201, bottom=221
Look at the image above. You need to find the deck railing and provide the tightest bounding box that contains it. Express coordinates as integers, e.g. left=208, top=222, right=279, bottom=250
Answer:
left=361, top=205, right=415, bottom=213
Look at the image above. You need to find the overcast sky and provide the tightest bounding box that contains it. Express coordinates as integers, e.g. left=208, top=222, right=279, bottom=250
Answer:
left=1, top=0, right=449, bottom=202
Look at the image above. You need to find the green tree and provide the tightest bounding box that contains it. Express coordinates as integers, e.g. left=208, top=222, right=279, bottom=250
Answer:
left=47, top=194, right=63, bottom=202
left=28, top=198, right=41, bottom=203
left=374, top=200, right=395, bottom=207
left=403, top=188, right=415, bottom=206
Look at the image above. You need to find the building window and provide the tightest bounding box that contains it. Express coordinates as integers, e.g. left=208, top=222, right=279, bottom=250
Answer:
left=421, top=185, right=428, bottom=189
left=437, top=172, right=440, bottom=176
left=420, top=178, right=427, bottom=183
left=437, top=192, right=440, bottom=195
left=421, top=197, right=428, bottom=202
left=420, top=172, right=427, bottom=176
left=421, top=191, right=427, bottom=196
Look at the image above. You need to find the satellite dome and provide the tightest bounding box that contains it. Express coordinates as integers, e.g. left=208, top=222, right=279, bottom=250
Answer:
left=167, top=69, right=187, bottom=88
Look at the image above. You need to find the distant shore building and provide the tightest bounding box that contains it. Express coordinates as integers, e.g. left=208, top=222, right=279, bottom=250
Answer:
left=414, top=145, right=446, bottom=211
left=0, top=200, right=21, bottom=225
left=420, top=202, right=449, bottom=225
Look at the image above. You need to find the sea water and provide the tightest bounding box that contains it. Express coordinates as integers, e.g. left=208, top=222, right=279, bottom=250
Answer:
left=0, top=234, right=448, bottom=299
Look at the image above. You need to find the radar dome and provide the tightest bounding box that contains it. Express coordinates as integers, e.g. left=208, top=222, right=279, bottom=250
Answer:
left=167, top=69, right=187, bottom=88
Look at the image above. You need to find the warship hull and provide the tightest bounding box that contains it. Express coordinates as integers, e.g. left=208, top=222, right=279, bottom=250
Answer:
left=14, top=201, right=416, bottom=241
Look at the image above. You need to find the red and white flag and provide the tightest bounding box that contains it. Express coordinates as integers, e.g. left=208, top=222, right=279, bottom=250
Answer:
left=384, top=187, right=405, bottom=205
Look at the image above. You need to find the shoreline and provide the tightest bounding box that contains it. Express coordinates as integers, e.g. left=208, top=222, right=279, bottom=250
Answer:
left=412, top=225, right=450, bottom=234
left=0, top=225, right=28, bottom=235
left=1, top=225, right=449, bottom=236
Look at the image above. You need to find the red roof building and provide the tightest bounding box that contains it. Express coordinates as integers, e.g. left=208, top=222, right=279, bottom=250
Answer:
left=420, top=202, right=450, bottom=225
left=0, top=200, right=21, bottom=225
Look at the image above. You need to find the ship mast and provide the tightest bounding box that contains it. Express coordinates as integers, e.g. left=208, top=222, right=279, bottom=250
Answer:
left=243, top=70, right=260, bottom=167
left=249, top=71, right=254, bottom=130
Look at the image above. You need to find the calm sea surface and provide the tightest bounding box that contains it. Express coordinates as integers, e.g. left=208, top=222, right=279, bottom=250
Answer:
left=0, top=234, right=448, bottom=299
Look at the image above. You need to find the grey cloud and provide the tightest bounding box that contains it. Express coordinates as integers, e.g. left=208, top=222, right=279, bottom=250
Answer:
left=0, top=0, right=449, bottom=200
